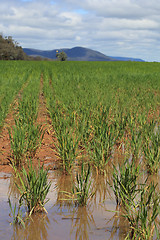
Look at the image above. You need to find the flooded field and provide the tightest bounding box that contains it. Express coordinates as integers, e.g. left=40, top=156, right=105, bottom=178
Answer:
left=0, top=168, right=130, bottom=240
left=0, top=61, right=159, bottom=239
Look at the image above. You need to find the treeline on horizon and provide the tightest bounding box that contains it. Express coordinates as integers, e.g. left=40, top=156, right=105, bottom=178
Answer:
left=0, top=34, right=51, bottom=61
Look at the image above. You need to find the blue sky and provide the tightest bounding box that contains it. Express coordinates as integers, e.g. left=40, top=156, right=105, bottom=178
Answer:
left=1, top=0, right=160, bottom=61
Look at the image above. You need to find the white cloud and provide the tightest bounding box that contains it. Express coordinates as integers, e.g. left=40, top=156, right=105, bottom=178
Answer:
left=0, top=0, right=160, bottom=61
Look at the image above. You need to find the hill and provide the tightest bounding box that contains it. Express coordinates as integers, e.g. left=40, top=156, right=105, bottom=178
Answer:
left=23, top=47, right=114, bottom=61
left=110, top=56, right=145, bottom=62
left=23, top=46, right=144, bottom=62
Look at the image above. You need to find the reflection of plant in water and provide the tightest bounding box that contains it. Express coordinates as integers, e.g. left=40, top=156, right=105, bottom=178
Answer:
left=56, top=172, right=74, bottom=208
left=11, top=213, right=50, bottom=240
left=93, top=166, right=113, bottom=206
left=105, top=208, right=129, bottom=240
left=8, top=174, right=21, bottom=199
left=70, top=206, right=96, bottom=240
left=8, top=198, right=25, bottom=228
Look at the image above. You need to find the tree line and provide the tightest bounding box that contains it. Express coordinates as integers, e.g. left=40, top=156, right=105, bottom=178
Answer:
left=0, top=34, right=29, bottom=60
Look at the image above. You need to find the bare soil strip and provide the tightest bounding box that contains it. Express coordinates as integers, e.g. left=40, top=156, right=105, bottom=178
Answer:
left=33, top=75, right=58, bottom=169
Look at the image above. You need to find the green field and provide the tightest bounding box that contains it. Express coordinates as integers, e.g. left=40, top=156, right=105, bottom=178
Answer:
left=0, top=61, right=160, bottom=239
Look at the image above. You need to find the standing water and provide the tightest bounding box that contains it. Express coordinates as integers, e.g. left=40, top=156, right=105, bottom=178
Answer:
left=0, top=169, right=129, bottom=240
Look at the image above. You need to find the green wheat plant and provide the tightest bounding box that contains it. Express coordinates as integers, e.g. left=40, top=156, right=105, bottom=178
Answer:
left=123, top=183, right=160, bottom=240
left=112, top=108, right=128, bottom=147
left=72, top=163, right=95, bottom=206
left=61, top=163, right=95, bottom=206
left=8, top=119, right=27, bottom=166
left=87, top=115, right=116, bottom=174
left=18, top=97, right=38, bottom=126
left=8, top=71, right=43, bottom=165
left=52, top=113, right=81, bottom=174
left=127, top=114, right=143, bottom=160
left=109, top=158, right=141, bottom=206
left=13, top=161, right=51, bottom=216
left=129, top=130, right=142, bottom=160
left=8, top=120, right=44, bottom=165
left=26, top=123, right=45, bottom=158
left=143, top=128, right=160, bottom=174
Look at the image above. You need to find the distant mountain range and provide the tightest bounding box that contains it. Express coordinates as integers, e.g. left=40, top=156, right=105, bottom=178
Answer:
left=23, top=46, right=144, bottom=62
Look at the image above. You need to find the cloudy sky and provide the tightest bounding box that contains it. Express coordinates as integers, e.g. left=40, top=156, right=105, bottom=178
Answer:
left=1, top=0, right=160, bottom=61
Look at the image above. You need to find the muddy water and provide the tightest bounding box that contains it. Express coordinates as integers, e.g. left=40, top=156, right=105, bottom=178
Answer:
left=0, top=169, right=130, bottom=240
left=1, top=169, right=160, bottom=240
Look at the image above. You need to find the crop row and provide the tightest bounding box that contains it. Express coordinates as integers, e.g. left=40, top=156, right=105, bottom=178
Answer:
left=1, top=61, right=160, bottom=239
left=42, top=61, right=160, bottom=175
left=8, top=63, right=43, bottom=166
left=0, top=61, right=33, bottom=129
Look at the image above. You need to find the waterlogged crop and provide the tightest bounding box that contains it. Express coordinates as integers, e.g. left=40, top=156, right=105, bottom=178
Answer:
left=109, top=158, right=141, bottom=206
left=61, top=163, right=95, bottom=206
left=13, top=161, right=51, bottom=215
left=72, top=163, right=95, bottom=206
left=0, top=61, right=160, bottom=238
left=123, top=183, right=160, bottom=240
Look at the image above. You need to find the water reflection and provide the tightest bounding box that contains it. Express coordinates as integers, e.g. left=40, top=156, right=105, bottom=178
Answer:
left=8, top=173, right=21, bottom=199
left=93, top=167, right=113, bottom=206
left=2, top=165, right=131, bottom=240
left=70, top=206, right=95, bottom=240
left=11, top=214, right=50, bottom=240
left=51, top=166, right=129, bottom=240
left=56, top=172, right=74, bottom=208
left=105, top=207, right=128, bottom=240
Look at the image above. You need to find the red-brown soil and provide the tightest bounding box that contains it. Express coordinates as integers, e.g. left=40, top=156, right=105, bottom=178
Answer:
left=33, top=91, right=58, bottom=170
left=0, top=110, right=14, bottom=173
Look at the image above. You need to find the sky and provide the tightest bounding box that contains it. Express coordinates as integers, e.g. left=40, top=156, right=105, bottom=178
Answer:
left=1, top=0, right=160, bottom=62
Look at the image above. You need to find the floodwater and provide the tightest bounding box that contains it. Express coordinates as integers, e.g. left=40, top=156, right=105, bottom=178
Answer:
left=0, top=167, right=129, bottom=240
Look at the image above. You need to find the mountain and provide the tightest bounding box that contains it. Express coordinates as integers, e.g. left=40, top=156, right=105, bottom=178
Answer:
left=110, top=56, right=145, bottom=62
left=23, top=47, right=114, bottom=61
left=23, top=46, right=144, bottom=62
